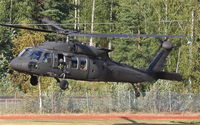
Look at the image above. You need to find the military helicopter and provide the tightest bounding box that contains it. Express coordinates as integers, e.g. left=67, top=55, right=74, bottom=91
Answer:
left=0, top=19, right=183, bottom=96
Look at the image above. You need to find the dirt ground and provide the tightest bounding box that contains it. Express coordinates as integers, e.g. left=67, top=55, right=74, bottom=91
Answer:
left=0, top=119, right=200, bottom=125
left=0, top=113, right=200, bottom=125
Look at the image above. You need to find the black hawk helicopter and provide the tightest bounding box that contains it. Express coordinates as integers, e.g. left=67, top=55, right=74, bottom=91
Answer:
left=0, top=19, right=183, bottom=96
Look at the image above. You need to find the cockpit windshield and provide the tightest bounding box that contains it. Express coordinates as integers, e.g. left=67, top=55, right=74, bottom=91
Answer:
left=19, top=48, right=43, bottom=60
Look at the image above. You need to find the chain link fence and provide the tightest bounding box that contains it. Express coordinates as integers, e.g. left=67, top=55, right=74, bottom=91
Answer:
left=0, top=91, right=200, bottom=114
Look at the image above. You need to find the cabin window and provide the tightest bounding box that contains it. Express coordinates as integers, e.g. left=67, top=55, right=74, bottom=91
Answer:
left=58, top=54, right=64, bottom=63
left=71, top=56, right=78, bottom=69
left=80, top=58, right=87, bottom=70
left=57, top=54, right=66, bottom=69
left=42, top=53, right=51, bottom=63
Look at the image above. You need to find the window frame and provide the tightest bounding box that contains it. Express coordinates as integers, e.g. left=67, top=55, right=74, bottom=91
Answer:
left=42, top=52, right=52, bottom=63
left=71, top=56, right=78, bottom=69
left=79, top=57, right=88, bottom=71
left=19, top=48, right=43, bottom=61
left=30, top=50, right=43, bottom=60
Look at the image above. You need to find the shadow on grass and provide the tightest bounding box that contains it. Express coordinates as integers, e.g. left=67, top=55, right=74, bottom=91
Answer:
left=113, top=117, right=200, bottom=125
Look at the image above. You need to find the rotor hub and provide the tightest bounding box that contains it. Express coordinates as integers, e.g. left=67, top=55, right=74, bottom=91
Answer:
left=162, top=41, right=173, bottom=50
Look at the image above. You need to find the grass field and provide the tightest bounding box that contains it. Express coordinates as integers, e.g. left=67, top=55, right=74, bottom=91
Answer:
left=0, top=119, right=200, bottom=125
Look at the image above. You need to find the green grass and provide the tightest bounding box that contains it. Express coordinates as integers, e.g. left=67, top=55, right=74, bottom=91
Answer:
left=0, top=119, right=200, bottom=125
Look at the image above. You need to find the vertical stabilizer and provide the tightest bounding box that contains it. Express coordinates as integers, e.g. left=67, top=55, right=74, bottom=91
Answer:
left=147, top=41, right=173, bottom=72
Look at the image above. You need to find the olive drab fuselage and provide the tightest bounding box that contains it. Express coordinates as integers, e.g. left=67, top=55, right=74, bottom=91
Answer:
left=10, top=41, right=156, bottom=83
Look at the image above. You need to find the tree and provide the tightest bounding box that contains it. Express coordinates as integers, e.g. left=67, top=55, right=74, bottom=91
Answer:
left=11, top=22, right=45, bottom=93
left=0, top=0, right=16, bottom=94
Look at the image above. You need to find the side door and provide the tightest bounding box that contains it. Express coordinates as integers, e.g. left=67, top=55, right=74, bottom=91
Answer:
left=38, top=52, right=53, bottom=76
left=52, top=53, right=66, bottom=78
left=52, top=53, right=71, bottom=78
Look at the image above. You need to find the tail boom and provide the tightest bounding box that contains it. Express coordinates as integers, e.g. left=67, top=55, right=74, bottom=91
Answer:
left=154, top=71, right=182, bottom=81
left=147, top=41, right=183, bottom=82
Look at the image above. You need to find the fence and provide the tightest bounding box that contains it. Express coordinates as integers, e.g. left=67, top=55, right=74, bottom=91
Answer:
left=0, top=91, right=200, bottom=114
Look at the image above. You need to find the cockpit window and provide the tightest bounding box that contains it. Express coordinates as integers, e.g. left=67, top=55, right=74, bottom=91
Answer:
left=30, top=51, right=43, bottom=60
left=42, top=53, right=51, bottom=63
left=20, top=49, right=33, bottom=57
left=20, top=49, right=43, bottom=60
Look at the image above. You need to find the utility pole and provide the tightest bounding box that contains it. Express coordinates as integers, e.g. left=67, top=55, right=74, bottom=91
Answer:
left=9, top=0, right=13, bottom=24
left=188, top=11, right=194, bottom=86
left=165, top=0, right=168, bottom=34
left=108, top=0, right=113, bottom=50
left=74, top=0, right=77, bottom=30
left=74, top=0, right=80, bottom=30
left=77, top=0, right=80, bottom=30
left=38, top=77, right=43, bottom=114
left=90, top=0, right=95, bottom=46
left=176, top=48, right=181, bottom=73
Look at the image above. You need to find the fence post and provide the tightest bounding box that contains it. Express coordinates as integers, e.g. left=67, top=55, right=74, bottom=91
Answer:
left=5, top=99, right=7, bottom=113
left=133, top=91, right=136, bottom=104
left=109, top=92, right=112, bottom=112
left=169, top=91, right=172, bottom=112
left=23, top=98, right=26, bottom=114
left=128, top=90, right=131, bottom=110
left=86, top=92, right=89, bottom=113
left=14, top=92, right=17, bottom=114
left=38, top=77, right=43, bottom=114
left=117, top=90, right=120, bottom=111
left=154, top=92, right=157, bottom=113
left=51, top=91, right=54, bottom=113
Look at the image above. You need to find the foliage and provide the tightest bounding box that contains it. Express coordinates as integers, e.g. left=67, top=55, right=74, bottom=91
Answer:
left=10, top=22, right=45, bottom=93
left=12, top=23, right=45, bottom=54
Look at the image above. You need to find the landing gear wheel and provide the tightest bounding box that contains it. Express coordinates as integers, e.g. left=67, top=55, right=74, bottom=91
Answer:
left=59, top=80, right=69, bottom=90
left=30, top=76, right=38, bottom=86
left=131, top=83, right=141, bottom=98
left=134, top=90, right=140, bottom=97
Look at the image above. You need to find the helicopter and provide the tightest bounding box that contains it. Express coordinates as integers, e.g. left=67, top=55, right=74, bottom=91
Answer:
left=0, top=19, right=183, bottom=97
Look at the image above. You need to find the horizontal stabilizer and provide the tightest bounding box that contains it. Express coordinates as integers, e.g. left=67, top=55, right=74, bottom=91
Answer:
left=155, top=71, right=182, bottom=81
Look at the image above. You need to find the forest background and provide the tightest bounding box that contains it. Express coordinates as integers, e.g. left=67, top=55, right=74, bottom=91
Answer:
left=0, top=0, right=199, bottom=96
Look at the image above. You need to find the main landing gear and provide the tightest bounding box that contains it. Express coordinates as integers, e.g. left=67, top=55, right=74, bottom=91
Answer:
left=30, top=75, right=38, bottom=86
left=30, top=76, right=69, bottom=90
left=131, top=83, right=141, bottom=98
left=55, top=78, right=69, bottom=90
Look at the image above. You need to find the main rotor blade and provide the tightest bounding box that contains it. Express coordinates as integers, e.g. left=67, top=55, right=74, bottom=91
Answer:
left=0, top=23, right=185, bottom=38
left=0, top=23, right=66, bottom=34
left=41, top=19, right=80, bottom=33
left=41, top=19, right=66, bottom=31
left=69, top=33, right=185, bottom=38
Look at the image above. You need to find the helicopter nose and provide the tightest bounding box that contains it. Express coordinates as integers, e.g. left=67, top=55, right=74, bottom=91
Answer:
left=10, top=58, right=29, bottom=72
left=9, top=58, right=17, bottom=70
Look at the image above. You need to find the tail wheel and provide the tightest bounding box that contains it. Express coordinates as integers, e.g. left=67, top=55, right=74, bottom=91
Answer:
left=59, top=80, right=69, bottom=90
left=131, top=83, right=141, bottom=98
left=30, top=76, right=38, bottom=86
left=134, top=90, right=140, bottom=97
